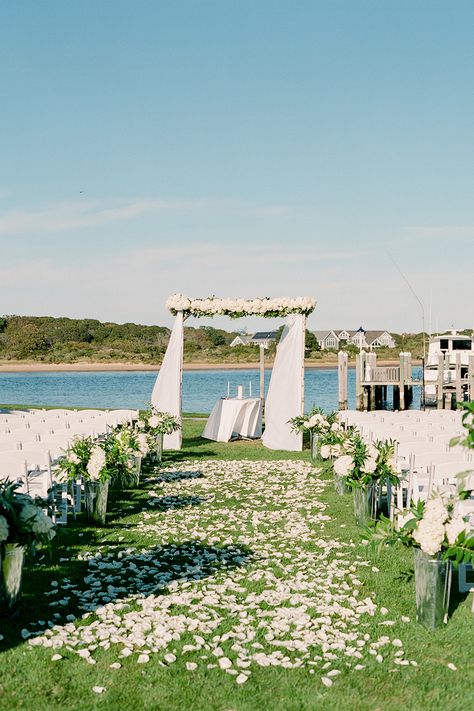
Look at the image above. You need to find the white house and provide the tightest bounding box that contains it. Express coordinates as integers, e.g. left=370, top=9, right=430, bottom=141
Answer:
left=230, top=331, right=279, bottom=349
left=230, top=334, right=253, bottom=347
left=313, top=330, right=340, bottom=350
left=347, top=328, right=396, bottom=349
left=251, top=331, right=279, bottom=349
left=313, top=328, right=396, bottom=350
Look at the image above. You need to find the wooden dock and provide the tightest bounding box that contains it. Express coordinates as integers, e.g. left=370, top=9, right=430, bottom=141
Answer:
left=337, top=349, right=473, bottom=411
left=338, top=351, right=422, bottom=411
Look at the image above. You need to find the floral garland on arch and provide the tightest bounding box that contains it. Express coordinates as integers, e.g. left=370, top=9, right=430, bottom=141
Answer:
left=166, top=294, right=316, bottom=318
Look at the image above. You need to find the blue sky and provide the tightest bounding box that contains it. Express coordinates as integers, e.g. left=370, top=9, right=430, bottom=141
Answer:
left=1, top=0, right=473, bottom=333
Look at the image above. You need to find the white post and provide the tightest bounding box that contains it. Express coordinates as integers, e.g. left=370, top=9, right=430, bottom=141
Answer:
left=338, top=351, right=348, bottom=410
left=455, top=352, right=462, bottom=405
left=259, top=344, right=265, bottom=410
left=301, top=316, right=306, bottom=415
left=469, top=354, right=474, bottom=402
left=437, top=353, right=444, bottom=409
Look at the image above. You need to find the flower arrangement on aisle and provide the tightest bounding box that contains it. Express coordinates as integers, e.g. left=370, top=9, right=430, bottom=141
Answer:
left=0, top=479, right=56, bottom=550
left=59, top=437, right=111, bottom=525
left=138, top=406, right=182, bottom=463
left=371, top=489, right=474, bottom=628
left=332, top=434, right=399, bottom=524
left=370, top=405, right=474, bottom=628
left=59, top=436, right=109, bottom=483
left=450, top=401, right=474, bottom=450
left=106, top=425, right=145, bottom=488
left=372, top=491, right=474, bottom=563
left=166, top=294, right=316, bottom=318
left=289, top=408, right=336, bottom=435
left=0, top=479, right=56, bottom=614
left=319, top=421, right=352, bottom=461
left=289, top=409, right=339, bottom=462
left=138, top=407, right=182, bottom=437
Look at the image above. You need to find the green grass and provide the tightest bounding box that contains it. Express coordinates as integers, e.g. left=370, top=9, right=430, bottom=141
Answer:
left=1, top=420, right=473, bottom=711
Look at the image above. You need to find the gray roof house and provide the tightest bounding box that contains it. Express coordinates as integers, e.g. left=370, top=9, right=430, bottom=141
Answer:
left=348, top=328, right=395, bottom=349
left=230, top=334, right=253, bottom=347
left=313, top=328, right=396, bottom=350
left=230, top=331, right=279, bottom=349
left=313, top=330, right=340, bottom=350
left=251, top=331, right=279, bottom=349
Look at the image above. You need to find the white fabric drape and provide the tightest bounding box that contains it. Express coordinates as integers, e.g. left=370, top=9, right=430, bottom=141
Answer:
left=151, top=312, right=184, bottom=450
left=262, top=313, right=304, bottom=451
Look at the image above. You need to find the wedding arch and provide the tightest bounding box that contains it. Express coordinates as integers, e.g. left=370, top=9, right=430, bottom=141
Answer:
left=151, top=294, right=316, bottom=452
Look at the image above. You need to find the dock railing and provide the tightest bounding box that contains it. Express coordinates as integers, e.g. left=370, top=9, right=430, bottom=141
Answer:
left=365, top=366, right=400, bottom=384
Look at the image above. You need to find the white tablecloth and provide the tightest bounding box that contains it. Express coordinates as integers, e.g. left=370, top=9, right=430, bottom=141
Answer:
left=202, top=398, right=262, bottom=442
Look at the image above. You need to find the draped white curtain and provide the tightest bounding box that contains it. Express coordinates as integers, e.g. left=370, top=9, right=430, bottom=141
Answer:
left=262, top=313, right=305, bottom=451
left=151, top=312, right=184, bottom=450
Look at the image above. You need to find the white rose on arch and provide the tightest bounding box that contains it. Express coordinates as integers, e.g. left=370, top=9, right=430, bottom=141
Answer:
left=166, top=295, right=316, bottom=317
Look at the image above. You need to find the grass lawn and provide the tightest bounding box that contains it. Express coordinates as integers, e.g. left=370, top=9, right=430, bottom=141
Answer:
left=1, top=419, right=473, bottom=711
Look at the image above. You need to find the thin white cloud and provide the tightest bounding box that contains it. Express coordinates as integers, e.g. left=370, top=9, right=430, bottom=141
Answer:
left=0, top=196, right=292, bottom=235
left=0, top=188, right=10, bottom=199
left=1, top=243, right=472, bottom=332
left=406, top=225, right=474, bottom=240
left=0, top=197, right=207, bottom=235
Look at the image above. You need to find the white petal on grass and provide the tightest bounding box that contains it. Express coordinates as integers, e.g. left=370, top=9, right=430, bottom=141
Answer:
left=24, top=459, right=409, bottom=684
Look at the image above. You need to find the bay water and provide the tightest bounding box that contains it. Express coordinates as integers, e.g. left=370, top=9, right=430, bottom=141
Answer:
left=0, top=368, right=422, bottom=414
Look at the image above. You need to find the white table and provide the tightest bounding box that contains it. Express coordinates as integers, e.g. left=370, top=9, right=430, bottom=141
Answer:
left=202, top=398, right=262, bottom=442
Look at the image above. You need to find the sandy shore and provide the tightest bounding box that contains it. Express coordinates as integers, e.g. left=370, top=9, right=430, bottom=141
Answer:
left=0, top=359, right=419, bottom=373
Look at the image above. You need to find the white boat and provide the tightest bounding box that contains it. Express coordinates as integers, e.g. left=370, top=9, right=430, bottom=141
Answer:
left=424, top=330, right=474, bottom=405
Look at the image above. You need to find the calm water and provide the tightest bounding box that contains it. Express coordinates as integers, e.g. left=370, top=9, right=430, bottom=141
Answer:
left=0, top=368, right=422, bottom=413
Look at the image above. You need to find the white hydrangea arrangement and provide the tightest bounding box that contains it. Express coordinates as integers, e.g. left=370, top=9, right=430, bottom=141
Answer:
left=332, top=434, right=399, bottom=489
left=166, top=293, right=316, bottom=318
left=0, top=479, right=56, bottom=550
left=138, top=406, right=181, bottom=438
left=289, top=409, right=335, bottom=435
left=372, top=407, right=474, bottom=562
left=372, top=490, right=474, bottom=564
left=59, top=436, right=110, bottom=483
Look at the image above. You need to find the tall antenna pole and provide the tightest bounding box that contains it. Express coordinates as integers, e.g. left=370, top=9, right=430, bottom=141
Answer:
left=386, top=251, right=426, bottom=361
left=386, top=251, right=426, bottom=407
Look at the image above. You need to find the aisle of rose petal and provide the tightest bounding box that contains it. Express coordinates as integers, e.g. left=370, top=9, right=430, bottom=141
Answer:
left=28, top=460, right=415, bottom=686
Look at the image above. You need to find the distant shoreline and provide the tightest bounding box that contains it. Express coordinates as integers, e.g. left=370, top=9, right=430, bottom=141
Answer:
left=0, top=359, right=421, bottom=373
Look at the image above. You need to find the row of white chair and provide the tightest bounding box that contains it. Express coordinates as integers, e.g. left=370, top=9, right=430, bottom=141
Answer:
left=0, top=408, right=139, bottom=525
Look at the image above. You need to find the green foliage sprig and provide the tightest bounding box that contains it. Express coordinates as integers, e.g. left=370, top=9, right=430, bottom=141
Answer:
left=0, top=479, right=56, bottom=550
left=450, top=401, right=474, bottom=450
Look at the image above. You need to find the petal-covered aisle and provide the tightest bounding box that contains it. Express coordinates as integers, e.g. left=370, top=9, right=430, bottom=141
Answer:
left=28, top=460, right=414, bottom=686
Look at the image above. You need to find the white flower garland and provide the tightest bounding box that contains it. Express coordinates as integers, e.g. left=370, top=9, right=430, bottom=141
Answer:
left=166, top=294, right=316, bottom=318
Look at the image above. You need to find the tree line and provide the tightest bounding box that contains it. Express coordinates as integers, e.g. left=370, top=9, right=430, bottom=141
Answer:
left=0, top=315, right=466, bottom=364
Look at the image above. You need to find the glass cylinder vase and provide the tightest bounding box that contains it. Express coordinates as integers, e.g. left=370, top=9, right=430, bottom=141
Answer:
left=310, top=432, right=319, bottom=464
left=128, top=455, right=142, bottom=487
left=353, top=482, right=378, bottom=527
left=154, top=433, right=164, bottom=464
left=0, top=543, right=26, bottom=616
left=84, top=479, right=109, bottom=526
left=414, top=548, right=452, bottom=629
left=334, top=475, right=348, bottom=495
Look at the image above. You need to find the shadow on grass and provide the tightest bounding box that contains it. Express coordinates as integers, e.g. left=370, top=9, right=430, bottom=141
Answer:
left=0, top=539, right=253, bottom=654
left=165, top=436, right=217, bottom=463
left=105, top=475, right=206, bottom=522
left=146, top=494, right=205, bottom=511
left=151, top=470, right=205, bottom=484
